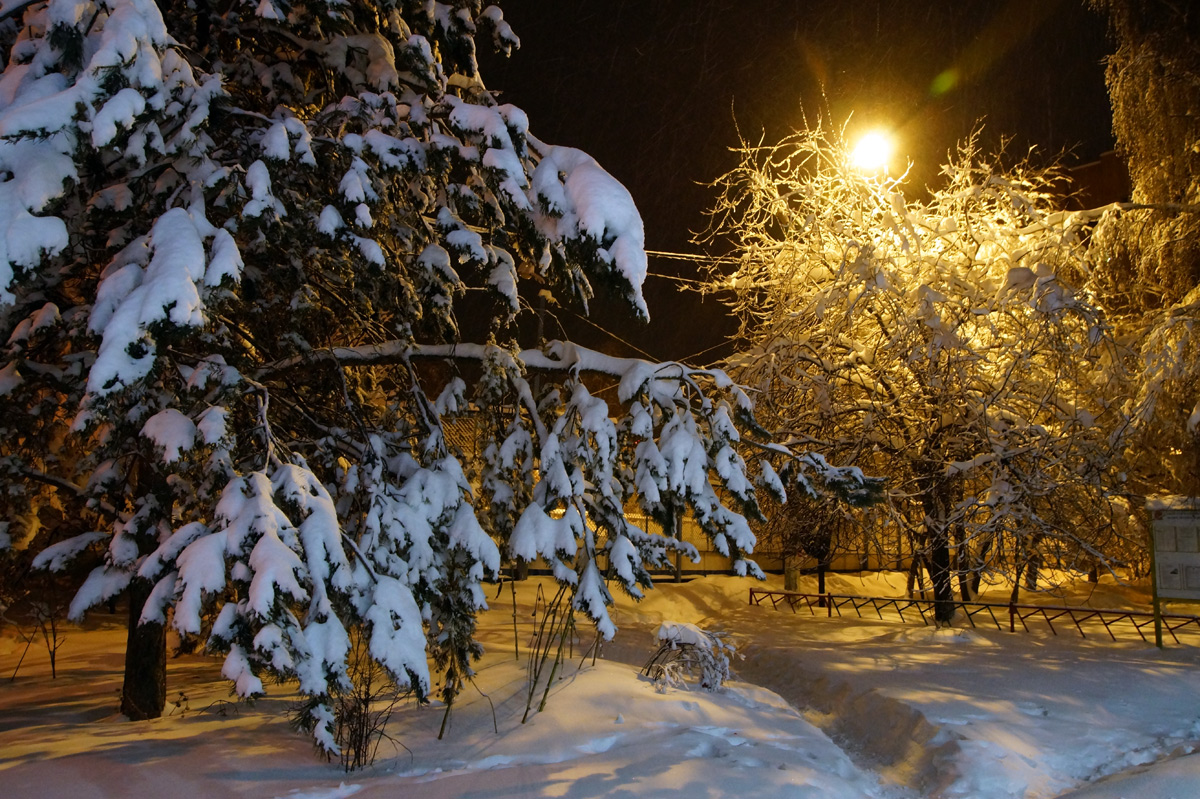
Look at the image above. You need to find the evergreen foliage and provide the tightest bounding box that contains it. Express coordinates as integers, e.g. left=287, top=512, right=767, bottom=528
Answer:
left=0, top=0, right=870, bottom=761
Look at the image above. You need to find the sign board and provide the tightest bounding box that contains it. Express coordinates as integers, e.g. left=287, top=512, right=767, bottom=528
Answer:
left=1147, top=497, right=1200, bottom=601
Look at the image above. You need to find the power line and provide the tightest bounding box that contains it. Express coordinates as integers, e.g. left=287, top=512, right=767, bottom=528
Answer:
left=544, top=249, right=745, bottom=366
left=644, top=270, right=713, bottom=287
left=567, top=309, right=660, bottom=361
left=674, top=338, right=737, bottom=368
left=645, top=249, right=741, bottom=266
left=568, top=307, right=736, bottom=368
left=643, top=249, right=741, bottom=289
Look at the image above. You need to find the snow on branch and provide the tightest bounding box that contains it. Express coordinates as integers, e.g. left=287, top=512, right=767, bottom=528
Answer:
left=0, top=2, right=887, bottom=766
left=256, top=339, right=741, bottom=401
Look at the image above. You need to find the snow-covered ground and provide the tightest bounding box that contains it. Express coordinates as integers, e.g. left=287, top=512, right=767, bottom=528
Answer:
left=3, top=572, right=1200, bottom=799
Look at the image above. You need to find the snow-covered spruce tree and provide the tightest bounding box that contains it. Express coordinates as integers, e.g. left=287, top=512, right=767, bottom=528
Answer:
left=701, top=126, right=1135, bottom=621
left=0, top=0, right=872, bottom=759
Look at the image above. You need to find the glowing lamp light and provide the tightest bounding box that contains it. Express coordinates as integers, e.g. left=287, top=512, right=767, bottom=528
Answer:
left=849, top=131, right=895, bottom=172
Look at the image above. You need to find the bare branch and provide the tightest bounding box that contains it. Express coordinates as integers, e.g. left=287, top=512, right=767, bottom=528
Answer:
left=18, top=468, right=118, bottom=517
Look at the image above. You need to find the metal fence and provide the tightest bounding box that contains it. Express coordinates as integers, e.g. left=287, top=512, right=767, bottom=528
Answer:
left=748, top=588, right=1200, bottom=645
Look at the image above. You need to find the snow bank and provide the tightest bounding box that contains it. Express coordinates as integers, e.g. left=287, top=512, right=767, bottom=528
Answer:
left=5, top=574, right=1200, bottom=799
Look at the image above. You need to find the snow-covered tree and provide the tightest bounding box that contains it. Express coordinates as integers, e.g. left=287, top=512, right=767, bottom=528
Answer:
left=0, top=0, right=871, bottom=760
left=1087, top=0, right=1200, bottom=498
left=702, top=126, right=1134, bottom=621
left=1089, top=0, right=1200, bottom=312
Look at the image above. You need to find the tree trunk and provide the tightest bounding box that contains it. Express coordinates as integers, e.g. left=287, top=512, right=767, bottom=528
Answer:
left=1010, top=561, right=1024, bottom=605
left=783, top=554, right=799, bottom=592
left=1025, top=552, right=1041, bottom=591
left=969, top=534, right=995, bottom=596
left=816, top=556, right=829, bottom=608
left=953, top=520, right=972, bottom=601
left=928, top=531, right=954, bottom=624
left=922, top=482, right=956, bottom=625
left=666, top=505, right=682, bottom=583
left=906, top=550, right=925, bottom=598
left=120, top=577, right=166, bottom=720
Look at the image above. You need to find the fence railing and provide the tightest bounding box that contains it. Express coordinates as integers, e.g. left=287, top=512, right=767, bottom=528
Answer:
left=748, top=588, right=1200, bottom=644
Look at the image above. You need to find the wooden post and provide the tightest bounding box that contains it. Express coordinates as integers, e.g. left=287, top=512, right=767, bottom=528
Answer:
left=1149, top=534, right=1164, bottom=649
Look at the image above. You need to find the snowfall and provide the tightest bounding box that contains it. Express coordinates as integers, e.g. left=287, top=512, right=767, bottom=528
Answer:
left=4, top=571, right=1200, bottom=799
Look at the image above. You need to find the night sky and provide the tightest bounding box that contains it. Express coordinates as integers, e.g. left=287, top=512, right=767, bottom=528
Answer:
left=478, top=1, right=1116, bottom=363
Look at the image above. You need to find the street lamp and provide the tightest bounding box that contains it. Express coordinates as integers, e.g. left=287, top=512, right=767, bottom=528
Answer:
left=849, top=130, right=895, bottom=173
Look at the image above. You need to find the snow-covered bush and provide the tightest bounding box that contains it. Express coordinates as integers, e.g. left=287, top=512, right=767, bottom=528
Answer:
left=644, top=621, right=738, bottom=692
left=0, top=0, right=874, bottom=765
